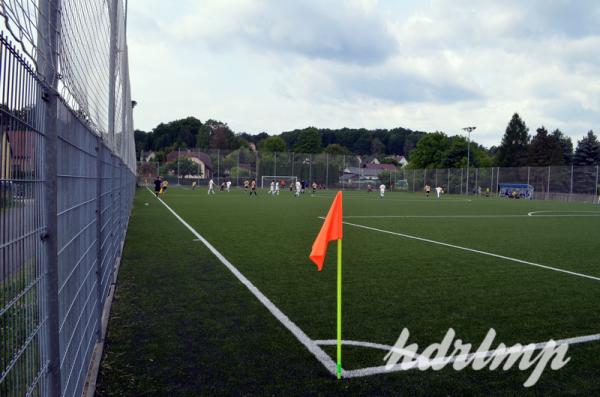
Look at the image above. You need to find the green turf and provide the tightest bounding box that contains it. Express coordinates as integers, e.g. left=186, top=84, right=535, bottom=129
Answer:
left=96, top=186, right=600, bottom=396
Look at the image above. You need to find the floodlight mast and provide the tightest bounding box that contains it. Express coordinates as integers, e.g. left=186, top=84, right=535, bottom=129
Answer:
left=463, top=126, right=476, bottom=195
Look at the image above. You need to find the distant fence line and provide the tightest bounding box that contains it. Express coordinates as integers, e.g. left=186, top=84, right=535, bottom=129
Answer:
left=137, top=149, right=600, bottom=202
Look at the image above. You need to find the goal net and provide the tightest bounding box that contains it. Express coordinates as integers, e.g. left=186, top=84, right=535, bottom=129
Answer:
left=261, top=176, right=298, bottom=189
left=498, top=183, right=534, bottom=199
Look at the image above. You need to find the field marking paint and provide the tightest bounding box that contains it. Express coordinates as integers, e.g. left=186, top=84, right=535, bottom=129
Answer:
left=313, top=195, right=473, bottom=203
left=146, top=188, right=337, bottom=376
left=314, top=332, right=600, bottom=378
left=344, top=214, right=528, bottom=219
left=345, top=213, right=600, bottom=219
left=528, top=210, right=600, bottom=217
left=329, top=218, right=600, bottom=283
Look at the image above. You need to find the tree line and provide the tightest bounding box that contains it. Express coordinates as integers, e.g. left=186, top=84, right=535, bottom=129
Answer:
left=134, top=113, right=600, bottom=169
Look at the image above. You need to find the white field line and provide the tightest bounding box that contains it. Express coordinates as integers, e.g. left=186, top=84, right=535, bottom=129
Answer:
left=313, top=195, right=473, bottom=203
left=344, top=214, right=528, bottom=219
left=314, top=333, right=600, bottom=378
left=344, top=213, right=600, bottom=219
left=146, top=188, right=337, bottom=376
left=528, top=210, right=600, bottom=217
left=331, top=219, right=600, bottom=283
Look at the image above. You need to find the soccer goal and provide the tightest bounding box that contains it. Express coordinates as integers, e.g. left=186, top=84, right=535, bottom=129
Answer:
left=261, top=176, right=298, bottom=189
left=498, top=183, right=534, bottom=199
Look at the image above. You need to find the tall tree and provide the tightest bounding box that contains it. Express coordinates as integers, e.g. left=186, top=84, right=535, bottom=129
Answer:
left=496, top=113, right=529, bottom=166
left=527, top=126, right=564, bottom=166
left=260, top=136, right=286, bottom=152
left=371, top=137, right=385, bottom=155
left=408, top=132, right=449, bottom=168
left=324, top=143, right=351, bottom=155
left=210, top=125, right=239, bottom=150
left=293, top=127, right=322, bottom=153
left=573, top=130, right=600, bottom=166
left=551, top=129, right=573, bottom=165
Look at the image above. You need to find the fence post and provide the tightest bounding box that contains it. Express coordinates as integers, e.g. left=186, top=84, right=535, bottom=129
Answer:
left=291, top=152, right=295, bottom=182
left=309, top=154, right=312, bottom=184
left=474, top=168, right=478, bottom=193
left=177, top=147, right=180, bottom=185
left=38, top=0, right=62, bottom=394
left=342, top=155, right=345, bottom=190
left=325, top=153, right=329, bottom=189
left=447, top=169, right=450, bottom=193
left=569, top=164, right=574, bottom=202
left=95, top=137, right=104, bottom=339
left=274, top=151, right=277, bottom=177
left=496, top=167, right=500, bottom=194
left=460, top=168, right=464, bottom=194
left=546, top=165, right=551, bottom=200
left=595, top=165, right=599, bottom=202
left=527, top=166, right=530, bottom=187
left=217, top=149, right=220, bottom=186
left=107, top=0, right=118, bottom=148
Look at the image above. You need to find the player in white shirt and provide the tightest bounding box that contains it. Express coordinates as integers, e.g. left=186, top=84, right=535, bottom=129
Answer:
left=379, top=183, right=386, bottom=199
left=275, top=181, right=280, bottom=195
left=295, top=180, right=302, bottom=197
left=208, top=178, right=215, bottom=195
left=226, top=180, right=231, bottom=192
left=436, top=186, right=443, bottom=198
left=269, top=180, right=275, bottom=195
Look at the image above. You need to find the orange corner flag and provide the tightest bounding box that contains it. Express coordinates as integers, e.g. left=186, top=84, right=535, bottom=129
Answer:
left=309, top=191, right=343, bottom=271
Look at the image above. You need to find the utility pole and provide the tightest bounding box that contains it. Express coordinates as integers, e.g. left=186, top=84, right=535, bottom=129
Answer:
left=463, top=126, right=476, bottom=195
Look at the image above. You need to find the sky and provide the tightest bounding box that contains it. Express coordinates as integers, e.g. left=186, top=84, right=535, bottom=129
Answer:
left=127, top=0, right=600, bottom=147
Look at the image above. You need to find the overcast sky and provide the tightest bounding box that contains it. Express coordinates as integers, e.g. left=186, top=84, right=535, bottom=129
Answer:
left=128, top=0, right=600, bottom=146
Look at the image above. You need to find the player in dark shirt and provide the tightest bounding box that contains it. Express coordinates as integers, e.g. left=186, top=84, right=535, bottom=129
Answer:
left=153, top=177, right=162, bottom=197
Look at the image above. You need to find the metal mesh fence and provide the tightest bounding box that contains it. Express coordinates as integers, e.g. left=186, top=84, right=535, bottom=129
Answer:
left=141, top=148, right=600, bottom=203
left=1, top=1, right=135, bottom=395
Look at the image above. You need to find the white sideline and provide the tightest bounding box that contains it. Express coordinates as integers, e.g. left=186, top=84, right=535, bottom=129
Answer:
left=146, top=188, right=337, bottom=376
left=334, top=219, right=600, bottom=283
left=343, top=215, right=529, bottom=219
left=528, top=210, right=600, bottom=217
left=314, top=333, right=600, bottom=378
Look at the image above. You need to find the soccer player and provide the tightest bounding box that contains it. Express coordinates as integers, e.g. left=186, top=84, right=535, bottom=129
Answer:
left=295, top=180, right=302, bottom=197
left=250, top=179, right=257, bottom=196
left=208, top=178, right=215, bottom=195
left=153, top=176, right=162, bottom=197
left=301, top=180, right=306, bottom=194
left=379, top=183, right=386, bottom=199
left=161, top=179, right=169, bottom=194
left=191, top=181, right=197, bottom=190
left=269, top=180, right=275, bottom=195
left=367, top=184, right=372, bottom=194
left=311, top=181, right=317, bottom=195
left=244, top=179, right=249, bottom=192
left=275, top=180, right=280, bottom=195
left=436, top=186, right=443, bottom=198
left=425, top=184, right=431, bottom=198
left=226, top=180, right=232, bottom=192
left=220, top=182, right=225, bottom=192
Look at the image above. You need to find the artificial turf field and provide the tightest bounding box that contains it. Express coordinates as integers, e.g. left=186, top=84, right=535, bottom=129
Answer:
left=96, top=186, right=600, bottom=396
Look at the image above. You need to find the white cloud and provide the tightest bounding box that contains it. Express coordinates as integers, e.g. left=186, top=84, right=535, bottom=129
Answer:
left=128, top=0, right=600, bottom=146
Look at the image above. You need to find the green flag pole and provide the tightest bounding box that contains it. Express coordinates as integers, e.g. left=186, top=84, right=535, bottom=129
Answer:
left=337, top=238, right=342, bottom=379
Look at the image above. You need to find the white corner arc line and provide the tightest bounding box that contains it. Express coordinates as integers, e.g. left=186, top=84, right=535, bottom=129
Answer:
left=336, top=332, right=600, bottom=378
left=146, top=188, right=337, bottom=376
left=338, top=219, right=600, bottom=283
